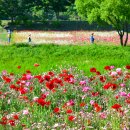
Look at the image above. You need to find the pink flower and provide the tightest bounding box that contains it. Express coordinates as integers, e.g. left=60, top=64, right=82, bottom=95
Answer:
left=69, top=78, right=75, bottom=84
left=127, top=93, right=130, bottom=98
left=99, top=112, right=107, bottom=119
left=90, top=100, right=95, bottom=105
left=25, top=82, right=31, bottom=86
left=120, top=83, right=125, bottom=87
left=2, top=70, right=7, bottom=75
left=67, top=100, right=75, bottom=106
left=116, top=68, right=122, bottom=72
left=82, top=86, right=91, bottom=92
left=110, top=71, right=117, bottom=76
left=119, top=92, right=127, bottom=97
left=110, top=66, right=115, bottom=69
left=41, top=88, right=45, bottom=92
left=79, top=80, right=86, bottom=85
left=23, top=109, right=29, bottom=115
left=26, top=74, right=32, bottom=80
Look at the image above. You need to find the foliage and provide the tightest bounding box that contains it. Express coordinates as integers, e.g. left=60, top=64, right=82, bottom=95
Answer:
left=75, top=0, right=130, bottom=46
left=0, top=44, right=129, bottom=74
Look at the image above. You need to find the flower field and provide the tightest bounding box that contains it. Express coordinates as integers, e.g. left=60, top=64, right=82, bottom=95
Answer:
left=13, top=31, right=130, bottom=45
left=0, top=65, right=130, bottom=129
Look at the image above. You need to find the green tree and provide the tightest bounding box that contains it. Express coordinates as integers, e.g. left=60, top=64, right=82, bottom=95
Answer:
left=75, top=0, right=130, bottom=46
left=40, top=0, right=74, bottom=20
left=0, top=0, right=35, bottom=23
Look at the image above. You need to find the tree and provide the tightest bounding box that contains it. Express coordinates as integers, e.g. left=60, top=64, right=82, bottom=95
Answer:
left=75, top=0, right=130, bottom=46
left=0, top=0, right=35, bottom=23
left=40, top=0, right=74, bottom=20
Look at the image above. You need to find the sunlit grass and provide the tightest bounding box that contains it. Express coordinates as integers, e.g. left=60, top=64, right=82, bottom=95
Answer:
left=0, top=43, right=129, bottom=74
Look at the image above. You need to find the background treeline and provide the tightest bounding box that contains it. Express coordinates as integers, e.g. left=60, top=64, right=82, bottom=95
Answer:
left=0, top=0, right=79, bottom=24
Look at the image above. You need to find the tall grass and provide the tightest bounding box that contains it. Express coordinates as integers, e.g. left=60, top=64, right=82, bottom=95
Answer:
left=0, top=43, right=130, bottom=74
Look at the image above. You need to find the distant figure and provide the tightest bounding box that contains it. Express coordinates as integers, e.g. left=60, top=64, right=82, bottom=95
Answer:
left=7, top=29, right=11, bottom=43
left=28, top=34, right=31, bottom=43
left=90, top=33, right=94, bottom=44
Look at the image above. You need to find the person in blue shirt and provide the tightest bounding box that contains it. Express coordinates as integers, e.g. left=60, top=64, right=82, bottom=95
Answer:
left=7, top=29, right=11, bottom=43
left=90, top=33, right=94, bottom=44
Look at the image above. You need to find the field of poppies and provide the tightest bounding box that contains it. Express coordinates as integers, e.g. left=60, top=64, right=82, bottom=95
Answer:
left=0, top=64, right=130, bottom=130
left=13, top=31, right=130, bottom=45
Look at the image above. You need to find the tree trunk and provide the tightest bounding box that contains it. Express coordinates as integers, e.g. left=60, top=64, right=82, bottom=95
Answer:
left=124, top=23, right=129, bottom=46
left=119, top=34, right=123, bottom=46
left=11, top=17, right=14, bottom=23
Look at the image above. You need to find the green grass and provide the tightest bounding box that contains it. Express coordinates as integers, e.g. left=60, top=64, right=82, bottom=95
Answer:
left=0, top=43, right=130, bottom=74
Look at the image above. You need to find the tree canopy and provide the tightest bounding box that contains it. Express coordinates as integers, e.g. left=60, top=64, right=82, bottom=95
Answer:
left=75, top=0, right=130, bottom=46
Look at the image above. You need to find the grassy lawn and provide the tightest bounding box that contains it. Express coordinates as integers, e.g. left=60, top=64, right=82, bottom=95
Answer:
left=0, top=43, right=129, bottom=74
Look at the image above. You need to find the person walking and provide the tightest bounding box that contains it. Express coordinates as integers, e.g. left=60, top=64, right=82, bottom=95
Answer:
left=90, top=33, right=94, bottom=44
left=28, top=34, right=31, bottom=43
left=7, top=29, right=11, bottom=43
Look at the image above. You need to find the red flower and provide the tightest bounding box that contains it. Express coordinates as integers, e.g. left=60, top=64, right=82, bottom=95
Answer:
left=48, top=71, right=54, bottom=76
left=126, top=65, right=130, bottom=69
left=2, top=76, right=11, bottom=83
left=96, top=71, right=101, bottom=75
left=26, top=70, right=31, bottom=73
left=92, top=92, right=99, bottom=97
left=17, top=66, right=21, bottom=69
left=112, top=104, right=122, bottom=110
left=37, top=98, right=46, bottom=107
left=46, top=81, right=55, bottom=90
left=90, top=68, right=97, bottom=73
left=9, top=120, right=15, bottom=126
left=53, top=107, right=60, bottom=113
left=13, top=115, right=19, bottom=120
left=104, top=66, right=111, bottom=71
left=44, top=75, right=51, bottom=81
left=34, top=63, right=39, bottom=67
left=66, top=109, right=73, bottom=114
left=80, top=102, right=86, bottom=107
left=125, top=98, right=130, bottom=104
left=103, top=83, right=111, bottom=90
left=95, top=106, right=102, bottom=112
left=100, top=76, right=106, bottom=82
left=68, top=115, right=75, bottom=121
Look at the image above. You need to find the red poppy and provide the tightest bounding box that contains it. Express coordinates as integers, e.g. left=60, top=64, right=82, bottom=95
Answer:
left=48, top=71, right=54, bottom=76
left=17, top=66, right=21, bottom=69
left=13, top=115, right=19, bottom=120
left=92, top=92, right=99, bottom=97
left=68, top=115, right=75, bottom=121
left=125, top=98, right=130, bottom=104
left=104, top=66, right=111, bottom=71
left=53, top=107, right=60, bottom=113
left=26, top=70, right=31, bottom=73
left=103, top=83, right=111, bottom=90
left=2, top=76, right=11, bottom=83
left=9, top=120, right=15, bottom=126
left=90, top=68, right=97, bottom=73
left=95, top=106, right=102, bottom=112
left=37, top=98, right=46, bottom=107
left=80, top=102, right=86, bottom=107
left=112, top=104, right=122, bottom=110
left=34, top=63, right=39, bottom=67
left=44, top=75, right=51, bottom=81
left=126, top=65, right=130, bottom=69
left=96, top=71, right=101, bottom=75
left=66, top=109, right=73, bottom=114
left=100, top=76, right=106, bottom=82
left=46, top=81, right=55, bottom=90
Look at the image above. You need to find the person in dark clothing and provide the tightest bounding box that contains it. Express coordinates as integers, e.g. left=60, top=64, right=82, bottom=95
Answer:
left=90, top=33, right=94, bottom=44
left=28, top=34, right=31, bottom=43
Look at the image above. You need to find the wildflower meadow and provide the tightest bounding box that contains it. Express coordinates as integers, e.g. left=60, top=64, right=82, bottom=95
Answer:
left=0, top=64, right=130, bottom=130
